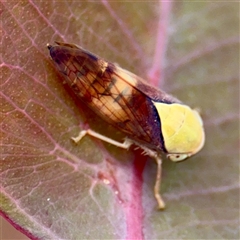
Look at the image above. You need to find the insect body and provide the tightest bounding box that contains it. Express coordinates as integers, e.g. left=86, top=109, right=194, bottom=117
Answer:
left=47, top=42, right=205, bottom=209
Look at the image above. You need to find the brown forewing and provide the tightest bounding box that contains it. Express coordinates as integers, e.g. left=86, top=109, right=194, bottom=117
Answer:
left=48, top=42, right=178, bottom=151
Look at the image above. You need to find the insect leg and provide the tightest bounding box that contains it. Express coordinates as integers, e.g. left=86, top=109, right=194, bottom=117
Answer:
left=72, top=129, right=133, bottom=149
left=73, top=130, right=165, bottom=209
left=134, top=145, right=165, bottom=209
left=154, top=156, right=165, bottom=210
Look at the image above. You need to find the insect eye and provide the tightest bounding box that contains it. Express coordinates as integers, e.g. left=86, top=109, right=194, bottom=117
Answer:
left=167, top=153, right=189, bottom=162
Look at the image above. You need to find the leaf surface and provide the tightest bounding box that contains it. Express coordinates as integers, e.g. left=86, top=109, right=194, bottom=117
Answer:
left=1, top=1, right=239, bottom=239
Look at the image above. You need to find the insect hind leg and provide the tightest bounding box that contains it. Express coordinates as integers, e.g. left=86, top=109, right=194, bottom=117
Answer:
left=72, top=129, right=165, bottom=209
left=72, top=129, right=133, bottom=149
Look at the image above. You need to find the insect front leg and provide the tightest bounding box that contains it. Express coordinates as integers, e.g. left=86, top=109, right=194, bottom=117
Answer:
left=137, top=145, right=165, bottom=209
left=72, top=129, right=133, bottom=149
left=154, top=155, right=165, bottom=210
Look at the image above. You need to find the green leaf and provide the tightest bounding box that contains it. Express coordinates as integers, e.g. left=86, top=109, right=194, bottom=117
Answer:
left=1, top=1, right=239, bottom=239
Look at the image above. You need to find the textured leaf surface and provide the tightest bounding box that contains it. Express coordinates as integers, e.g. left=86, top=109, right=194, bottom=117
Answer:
left=1, top=1, right=239, bottom=239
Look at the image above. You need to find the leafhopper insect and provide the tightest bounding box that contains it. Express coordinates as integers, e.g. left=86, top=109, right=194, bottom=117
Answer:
left=47, top=42, right=205, bottom=209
